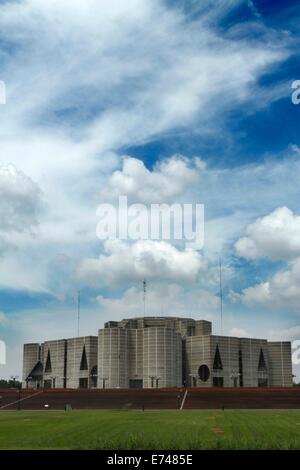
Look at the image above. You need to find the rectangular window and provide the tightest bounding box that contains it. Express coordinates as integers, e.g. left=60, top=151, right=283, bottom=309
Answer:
left=129, top=379, right=143, bottom=389
left=79, top=378, right=88, bottom=389
left=258, top=378, right=268, bottom=387
left=213, top=377, right=224, bottom=387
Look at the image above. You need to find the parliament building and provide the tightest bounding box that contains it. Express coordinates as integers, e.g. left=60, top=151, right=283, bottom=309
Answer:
left=22, top=316, right=293, bottom=389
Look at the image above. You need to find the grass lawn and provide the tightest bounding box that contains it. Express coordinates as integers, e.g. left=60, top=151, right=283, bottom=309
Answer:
left=0, top=409, right=300, bottom=450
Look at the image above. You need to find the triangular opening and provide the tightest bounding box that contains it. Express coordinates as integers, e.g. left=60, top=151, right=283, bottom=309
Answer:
left=213, top=344, right=223, bottom=370
left=45, top=350, right=52, bottom=373
left=29, top=361, right=43, bottom=378
left=80, top=345, right=88, bottom=371
left=258, top=348, right=267, bottom=371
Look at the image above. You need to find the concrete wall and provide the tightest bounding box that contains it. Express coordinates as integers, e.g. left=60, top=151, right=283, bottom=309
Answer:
left=268, top=342, right=293, bottom=387
left=142, top=327, right=182, bottom=388
left=43, top=339, right=67, bottom=388
left=23, top=336, right=97, bottom=389
left=184, top=335, right=273, bottom=388
left=22, top=343, right=43, bottom=388
left=210, top=336, right=240, bottom=387
left=105, top=316, right=201, bottom=338
left=195, top=320, right=212, bottom=336
left=239, top=338, right=269, bottom=387
left=66, top=336, right=98, bottom=389
left=185, top=335, right=212, bottom=387
left=98, top=328, right=128, bottom=388
left=98, top=326, right=182, bottom=388
left=127, top=329, right=144, bottom=385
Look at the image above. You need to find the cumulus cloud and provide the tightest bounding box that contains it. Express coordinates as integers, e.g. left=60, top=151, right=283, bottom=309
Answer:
left=97, top=283, right=219, bottom=320
left=229, top=327, right=252, bottom=338
left=235, top=207, right=300, bottom=261
left=101, top=155, right=201, bottom=203
left=76, top=239, right=207, bottom=285
left=0, top=0, right=292, bottom=295
left=232, top=206, right=300, bottom=313
left=234, top=258, right=300, bottom=312
left=0, top=164, right=43, bottom=233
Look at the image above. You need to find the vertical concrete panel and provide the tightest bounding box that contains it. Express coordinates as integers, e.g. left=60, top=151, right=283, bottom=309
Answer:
left=22, top=343, right=42, bottom=388
left=43, top=340, right=66, bottom=388
left=268, top=342, right=292, bottom=387
left=185, top=336, right=212, bottom=387
left=98, top=328, right=127, bottom=388
left=239, top=338, right=269, bottom=387
left=210, top=336, right=239, bottom=387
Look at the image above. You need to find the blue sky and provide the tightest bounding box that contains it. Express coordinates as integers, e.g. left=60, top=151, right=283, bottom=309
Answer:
left=0, top=0, right=300, bottom=378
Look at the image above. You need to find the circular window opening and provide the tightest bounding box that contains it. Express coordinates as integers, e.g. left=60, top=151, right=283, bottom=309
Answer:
left=198, top=364, right=210, bottom=382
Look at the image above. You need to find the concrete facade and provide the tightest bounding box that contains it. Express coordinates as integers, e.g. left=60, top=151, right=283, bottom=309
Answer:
left=23, top=336, right=97, bottom=389
left=22, top=316, right=293, bottom=389
left=184, top=336, right=275, bottom=388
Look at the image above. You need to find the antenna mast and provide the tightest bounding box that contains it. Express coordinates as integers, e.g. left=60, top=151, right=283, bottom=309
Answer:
left=143, top=279, right=146, bottom=316
left=219, top=257, right=223, bottom=335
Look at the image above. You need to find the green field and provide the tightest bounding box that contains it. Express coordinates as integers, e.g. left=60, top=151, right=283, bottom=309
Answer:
left=1, top=410, right=300, bottom=450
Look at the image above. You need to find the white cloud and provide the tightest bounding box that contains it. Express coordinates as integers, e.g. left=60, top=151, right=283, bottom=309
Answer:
left=235, top=258, right=300, bottom=312
left=97, top=283, right=219, bottom=320
left=228, top=327, right=252, bottom=338
left=76, top=239, right=207, bottom=286
left=0, top=0, right=291, bottom=294
left=232, top=206, right=300, bottom=313
left=0, top=164, right=42, bottom=232
left=235, top=207, right=300, bottom=261
left=101, top=155, right=201, bottom=203
left=0, top=0, right=286, bottom=140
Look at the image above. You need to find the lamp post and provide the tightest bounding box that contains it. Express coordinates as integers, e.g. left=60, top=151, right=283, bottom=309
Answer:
left=26, top=375, right=33, bottom=389
left=10, top=376, right=21, bottom=409
left=149, top=375, right=160, bottom=388
left=10, top=375, right=18, bottom=388
left=50, top=376, right=57, bottom=389
left=230, top=371, right=240, bottom=387
left=189, top=374, right=196, bottom=387
left=149, top=375, right=156, bottom=388
left=18, top=384, right=21, bottom=410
